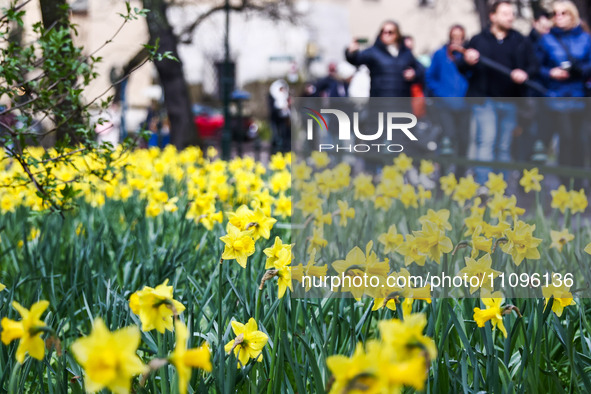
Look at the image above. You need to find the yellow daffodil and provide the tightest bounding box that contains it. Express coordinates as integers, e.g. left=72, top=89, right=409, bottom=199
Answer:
left=170, top=321, right=212, bottom=394
left=569, top=189, right=588, bottom=214
left=227, top=205, right=254, bottom=232
left=473, top=291, right=507, bottom=337
left=163, top=197, right=179, bottom=213
left=501, top=220, right=542, bottom=266
left=310, top=151, right=330, bottom=168
left=551, top=185, right=570, bottom=213
left=378, top=313, right=437, bottom=361
left=129, top=280, right=186, bottom=333
left=220, top=223, right=256, bottom=268
left=419, top=209, right=452, bottom=231
left=145, top=199, right=163, bottom=217
left=456, top=254, right=500, bottom=293
left=542, top=279, right=575, bottom=317
left=471, top=226, right=492, bottom=257
left=269, top=153, right=287, bottom=171
left=550, top=229, right=574, bottom=252
left=487, top=194, right=524, bottom=220
left=417, top=185, right=432, bottom=205
left=439, top=173, right=457, bottom=196
left=71, top=318, right=147, bottom=394
left=452, top=175, right=479, bottom=207
left=293, top=162, right=312, bottom=181
left=401, top=284, right=432, bottom=317
left=520, top=168, right=543, bottom=193
left=419, top=160, right=435, bottom=176
left=464, top=209, right=486, bottom=236
left=413, top=222, right=453, bottom=264
left=327, top=343, right=382, bottom=393
left=263, top=236, right=292, bottom=269
left=307, top=226, right=328, bottom=254
left=485, top=172, right=507, bottom=196
left=378, top=224, right=404, bottom=254
left=228, top=205, right=276, bottom=240
left=0, top=283, right=5, bottom=292
left=224, top=318, right=268, bottom=368
left=295, top=190, right=323, bottom=217
left=377, top=269, right=432, bottom=315
left=332, top=242, right=389, bottom=299
left=273, top=249, right=293, bottom=298
left=368, top=275, right=402, bottom=312
left=585, top=242, right=591, bottom=255
left=313, top=209, right=332, bottom=228
left=393, top=153, right=413, bottom=173
left=353, top=174, right=375, bottom=201
left=397, top=234, right=427, bottom=267
left=274, top=194, right=292, bottom=218
left=291, top=249, right=328, bottom=291
left=482, top=220, right=510, bottom=239
left=1, top=300, right=49, bottom=363
left=399, top=184, right=418, bottom=208
left=336, top=200, right=355, bottom=227
left=269, top=170, right=291, bottom=194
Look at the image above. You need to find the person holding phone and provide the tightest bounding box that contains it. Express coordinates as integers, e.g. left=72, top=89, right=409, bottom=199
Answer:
left=345, top=20, right=424, bottom=97
left=538, top=0, right=591, bottom=175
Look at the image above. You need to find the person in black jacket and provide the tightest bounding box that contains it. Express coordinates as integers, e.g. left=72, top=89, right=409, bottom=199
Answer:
left=457, top=1, right=538, bottom=185
left=345, top=20, right=424, bottom=97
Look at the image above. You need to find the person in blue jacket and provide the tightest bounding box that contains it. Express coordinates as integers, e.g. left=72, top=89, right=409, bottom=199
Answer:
left=345, top=20, right=424, bottom=97
left=426, top=25, right=469, bottom=175
left=539, top=0, right=591, bottom=174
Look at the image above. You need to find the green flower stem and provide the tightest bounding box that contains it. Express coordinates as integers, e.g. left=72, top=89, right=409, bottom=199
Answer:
left=157, top=333, right=170, bottom=394
left=217, top=257, right=225, bottom=394
left=267, top=296, right=284, bottom=394
left=254, top=287, right=262, bottom=323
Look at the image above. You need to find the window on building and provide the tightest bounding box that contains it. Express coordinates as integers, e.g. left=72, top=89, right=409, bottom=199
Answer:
left=70, top=0, right=89, bottom=15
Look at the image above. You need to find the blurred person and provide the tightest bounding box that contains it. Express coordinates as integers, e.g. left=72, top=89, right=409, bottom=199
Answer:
left=268, top=79, right=291, bottom=154
left=301, top=81, right=318, bottom=98
left=95, top=102, right=121, bottom=147
left=538, top=0, right=591, bottom=177
left=403, top=35, right=428, bottom=118
left=530, top=10, right=553, bottom=51
left=426, top=25, right=469, bottom=175
left=513, top=10, right=553, bottom=162
left=457, top=0, right=537, bottom=185
left=316, top=62, right=349, bottom=98
left=345, top=20, right=424, bottom=97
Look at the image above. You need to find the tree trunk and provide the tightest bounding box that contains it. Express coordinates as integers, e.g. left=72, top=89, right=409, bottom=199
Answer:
left=143, top=0, right=199, bottom=150
left=39, top=0, right=69, bottom=30
left=39, top=0, right=83, bottom=145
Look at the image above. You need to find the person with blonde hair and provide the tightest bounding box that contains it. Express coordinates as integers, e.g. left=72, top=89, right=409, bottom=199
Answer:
left=538, top=0, right=591, bottom=174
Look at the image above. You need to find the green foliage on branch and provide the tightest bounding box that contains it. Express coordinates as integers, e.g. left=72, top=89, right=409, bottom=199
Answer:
left=0, top=1, right=159, bottom=213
